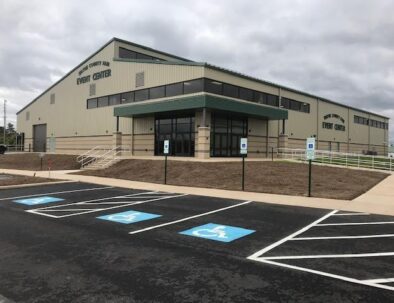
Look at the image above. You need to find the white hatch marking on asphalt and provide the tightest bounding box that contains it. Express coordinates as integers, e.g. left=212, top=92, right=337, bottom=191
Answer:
left=248, top=210, right=394, bottom=292
left=129, top=200, right=253, bottom=235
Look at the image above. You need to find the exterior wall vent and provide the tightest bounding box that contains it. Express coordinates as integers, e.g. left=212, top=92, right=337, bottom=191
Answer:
left=136, top=72, right=145, bottom=87
left=50, top=93, right=55, bottom=104
left=26, top=111, right=30, bottom=121
left=89, top=83, right=96, bottom=96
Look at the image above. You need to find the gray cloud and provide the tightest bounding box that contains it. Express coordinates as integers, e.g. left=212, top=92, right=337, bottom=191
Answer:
left=0, top=0, right=393, bottom=143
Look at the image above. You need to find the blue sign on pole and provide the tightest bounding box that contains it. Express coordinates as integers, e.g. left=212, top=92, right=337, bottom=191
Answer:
left=179, top=223, right=255, bottom=242
left=97, top=210, right=161, bottom=224
left=14, top=196, right=64, bottom=205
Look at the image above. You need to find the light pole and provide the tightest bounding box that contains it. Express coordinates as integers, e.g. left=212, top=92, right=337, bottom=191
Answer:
left=3, top=99, right=6, bottom=145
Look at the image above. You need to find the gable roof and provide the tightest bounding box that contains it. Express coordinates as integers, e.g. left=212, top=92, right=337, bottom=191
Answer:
left=17, top=38, right=389, bottom=120
left=17, top=37, right=193, bottom=115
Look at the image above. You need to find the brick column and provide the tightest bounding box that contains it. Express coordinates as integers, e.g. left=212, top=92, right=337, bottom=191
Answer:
left=112, top=132, right=122, bottom=155
left=278, top=134, right=288, bottom=150
left=196, top=127, right=210, bottom=159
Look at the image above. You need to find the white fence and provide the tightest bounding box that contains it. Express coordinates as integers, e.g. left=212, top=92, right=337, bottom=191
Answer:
left=278, top=148, right=394, bottom=172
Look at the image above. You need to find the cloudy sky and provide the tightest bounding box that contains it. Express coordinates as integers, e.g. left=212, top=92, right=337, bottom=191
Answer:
left=0, top=0, right=393, bottom=142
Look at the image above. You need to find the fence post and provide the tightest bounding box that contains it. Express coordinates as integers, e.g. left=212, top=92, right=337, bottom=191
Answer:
left=372, top=156, right=374, bottom=169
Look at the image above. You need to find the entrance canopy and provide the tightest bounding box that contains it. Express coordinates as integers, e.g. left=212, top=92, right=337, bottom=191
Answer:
left=114, top=94, right=288, bottom=120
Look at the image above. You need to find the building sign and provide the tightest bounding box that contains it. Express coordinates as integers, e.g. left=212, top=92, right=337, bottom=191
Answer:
left=76, top=60, right=111, bottom=85
left=322, top=113, right=346, bottom=131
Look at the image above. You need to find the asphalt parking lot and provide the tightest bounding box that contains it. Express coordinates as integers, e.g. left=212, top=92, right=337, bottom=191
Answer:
left=0, top=182, right=393, bottom=302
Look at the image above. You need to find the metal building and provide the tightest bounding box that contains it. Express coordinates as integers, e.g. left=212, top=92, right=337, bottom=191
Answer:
left=16, top=38, right=389, bottom=158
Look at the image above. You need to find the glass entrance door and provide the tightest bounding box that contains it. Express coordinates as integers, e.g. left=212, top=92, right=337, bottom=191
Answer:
left=210, top=113, right=248, bottom=157
left=155, top=116, right=195, bottom=156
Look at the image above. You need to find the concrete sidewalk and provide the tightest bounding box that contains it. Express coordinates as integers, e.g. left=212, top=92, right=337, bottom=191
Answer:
left=1, top=168, right=393, bottom=216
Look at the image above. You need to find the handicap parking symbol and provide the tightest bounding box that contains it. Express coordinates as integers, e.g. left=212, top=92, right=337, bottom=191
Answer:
left=13, top=196, right=64, bottom=205
left=180, top=223, right=255, bottom=242
left=97, top=210, right=161, bottom=224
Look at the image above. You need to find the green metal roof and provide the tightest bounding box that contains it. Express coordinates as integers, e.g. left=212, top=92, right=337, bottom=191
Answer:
left=114, top=94, right=288, bottom=120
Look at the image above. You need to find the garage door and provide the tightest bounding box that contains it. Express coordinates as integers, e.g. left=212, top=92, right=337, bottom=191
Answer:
left=33, top=124, right=47, bottom=152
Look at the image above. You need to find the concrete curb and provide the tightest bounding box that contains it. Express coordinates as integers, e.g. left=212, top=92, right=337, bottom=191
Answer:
left=0, top=180, right=75, bottom=190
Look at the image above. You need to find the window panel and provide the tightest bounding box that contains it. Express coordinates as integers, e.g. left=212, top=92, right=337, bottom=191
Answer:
left=183, top=79, right=203, bottom=94
left=281, top=97, right=290, bottom=109
left=254, top=92, right=267, bottom=104
left=136, top=53, right=153, bottom=60
left=121, top=92, right=134, bottom=104
left=119, top=47, right=136, bottom=59
left=204, top=79, right=223, bottom=95
left=223, top=84, right=239, bottom=98
left=149, top=86, right=165, bottom=99
left=97, top=96, right=108, bottom=107
left=166, top=83, right=183, bottom=97
left=134, top=89, right=149, bottom=102
left=239, top=88, right=254, bottom=101
left=267, top=94, right=279, bottom=107
left=109, top=94, right=121, bottom=106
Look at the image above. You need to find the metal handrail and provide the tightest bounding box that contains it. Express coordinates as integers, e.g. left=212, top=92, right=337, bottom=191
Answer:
left=76, top=145, right=107, bottom=162
left=80, top=145, right=131, bottom=169
left=277, top=148, right=393, bottom=172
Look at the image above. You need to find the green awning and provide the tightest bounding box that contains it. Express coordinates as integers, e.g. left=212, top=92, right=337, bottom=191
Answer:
left=114, top=94, right=288, bottom=120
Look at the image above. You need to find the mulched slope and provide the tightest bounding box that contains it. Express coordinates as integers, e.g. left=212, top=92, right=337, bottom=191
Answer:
left=78, top=159, right=388, bottom=200
left=0, top=153, right=80, bottom=171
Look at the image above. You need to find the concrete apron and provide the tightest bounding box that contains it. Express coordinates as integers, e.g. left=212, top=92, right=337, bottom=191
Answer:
left=1, top=168, right=393, bottom=217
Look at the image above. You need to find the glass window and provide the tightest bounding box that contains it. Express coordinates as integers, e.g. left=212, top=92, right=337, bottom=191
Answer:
left=267, top=94, right=279, bottom=107
left=254, top=92, right=266, bottom=104
left=97, top=96, right=108, bottom=107
left=134, top=89, right=149, bottom=102
left=166, top=83, right=183, bottom=97
left=204, top=79, right=223, bottom=95
left=281, top=97, right=290, bottom=109
left=239, top=88, right=254, bottom=101
left=223, top=84, right=239, bottom=98
left=119, top=47, right=136, bottom=59
left=136, top=53, right=153, bottom=60
left=150, top=86, right=166, bottom=99
left=121, top=92, right=134, bottom=104
left=183, top=79, right=204, bottom=94
left=301, top=103, right=310, bottom=113
left=290, top=100, right=301, bottom=111
left=109, top=94, right=121, bottom=106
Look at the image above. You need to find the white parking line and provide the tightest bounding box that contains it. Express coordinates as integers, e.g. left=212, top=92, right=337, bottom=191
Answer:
left=261, top=252, right=394, bottom=260
left=259, top=259, right=394, bottom=292
left=292, top=234, right=394, bottom=240
left=317, top=221, right=394, bottom=226
left=0, top=186, right=113, bottom=201
left=332, top=213, right=370, bottom=216
left=362, top=278, right=394, bottom=284
left=27, top=193, right=188, bottom=218
left=248, top=209, right=394, bottom=292
left=28, top=191, right=157, bottom=210
left=247, top=210, right=338, bottom=259
left=129, top=200, right=253, bottom=235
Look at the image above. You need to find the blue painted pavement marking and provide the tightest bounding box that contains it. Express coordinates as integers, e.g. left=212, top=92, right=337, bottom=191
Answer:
left=13, top=196, right=64, bottom=205
left=97, top=210, right=161, bottom=224
left=179, top=223, right=255, bottom=242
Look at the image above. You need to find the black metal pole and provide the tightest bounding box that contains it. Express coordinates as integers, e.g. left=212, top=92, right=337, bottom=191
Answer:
left=271, top=147, right=274, bottom=161
left=164, top=155, right=168, bottom=184
left=308, top=159, right=312, bottom=197
left=242, top=155, right=245, bottom=191
left=40, top=158, right=43, bottom=171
